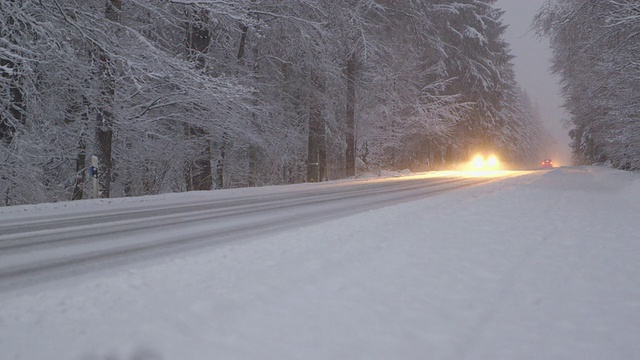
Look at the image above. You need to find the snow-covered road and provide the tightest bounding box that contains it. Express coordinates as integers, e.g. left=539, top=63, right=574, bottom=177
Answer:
left=1, top=166, right=639, bottom=360
left=0, top=172, right=520, bottom=291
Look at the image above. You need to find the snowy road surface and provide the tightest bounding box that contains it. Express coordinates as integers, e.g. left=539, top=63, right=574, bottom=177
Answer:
left=1, top=166, right=639, bottom=360
left=0, top=172, right=516, bottom=291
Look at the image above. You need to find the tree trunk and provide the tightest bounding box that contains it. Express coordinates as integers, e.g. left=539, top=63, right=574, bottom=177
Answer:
left=187, top=9, right=210, bottom=71
left=307, top=100, right=321, bottom=183
left=237, top=24, right=249, bottom=61
left=184, top=157, right=193, bottom=192
left=193, top=136, right=213, bottom=190
left=345, top=53, right=357, bottom=177
left=318, top=113, right=327, bottom=182
left=215, top=132, right=226, bottom=189
left=95, top=59, right=114, bottom=199
left=94, top=0, right=121, bottom=198
left=185, top=8, right=213, bottom=190
left=307, top=72, right=327, bottom=183
left=240, top=25, right=260, bottom=188
left=95, top=122, right=113, bottom=198
left=184, top=124, right=213, bottom=191
left=0, top=58, right=23, bottom=144
left=248, top=145, right=258, bottom=187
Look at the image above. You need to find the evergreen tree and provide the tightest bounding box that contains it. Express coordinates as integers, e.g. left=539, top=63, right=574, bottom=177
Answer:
left=535, top=0, right=640, bottom=169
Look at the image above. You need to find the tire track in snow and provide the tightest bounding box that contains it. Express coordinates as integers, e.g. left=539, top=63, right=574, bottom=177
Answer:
left=0, top=175, right=514, bottom=292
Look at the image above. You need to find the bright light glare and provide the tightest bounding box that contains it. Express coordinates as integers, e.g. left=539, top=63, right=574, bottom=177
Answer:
left=467, top=154, right=501, bottom=171
left=487, top=155, right=499, bottom=167
left=472, top=155, right=485, bottom=169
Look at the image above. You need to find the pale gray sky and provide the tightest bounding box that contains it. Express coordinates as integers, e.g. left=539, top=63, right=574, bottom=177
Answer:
left=495, top=0, right=572, bottom=164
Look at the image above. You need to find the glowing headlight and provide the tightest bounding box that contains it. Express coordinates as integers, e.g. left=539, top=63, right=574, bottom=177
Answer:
left=472, top=155, right=485, bottom=168
left=468, top=154, right=501, bottom=171
left=487, top=155, right=499, bottom=167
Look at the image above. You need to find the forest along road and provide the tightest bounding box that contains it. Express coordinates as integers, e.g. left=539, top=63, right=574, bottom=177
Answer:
left=0, top=171, right=531, bottom=292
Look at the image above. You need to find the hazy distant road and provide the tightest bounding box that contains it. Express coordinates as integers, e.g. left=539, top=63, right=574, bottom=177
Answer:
left=0, top=171, right=528, bottom=291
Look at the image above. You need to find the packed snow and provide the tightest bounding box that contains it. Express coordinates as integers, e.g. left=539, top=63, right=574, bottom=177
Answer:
left=1, top=166, right=639, bottom=360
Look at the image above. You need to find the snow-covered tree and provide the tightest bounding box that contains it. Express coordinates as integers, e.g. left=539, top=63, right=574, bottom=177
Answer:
left=354, top=1, right=465, bottom=170
left=0, top=0, right=548, bottom=206
left=535, top=0, right=640, bottom=169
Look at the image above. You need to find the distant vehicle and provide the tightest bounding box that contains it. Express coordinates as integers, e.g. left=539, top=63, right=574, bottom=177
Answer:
left=541, top=159, right=553, bottom=168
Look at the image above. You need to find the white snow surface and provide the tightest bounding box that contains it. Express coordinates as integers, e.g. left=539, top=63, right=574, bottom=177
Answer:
left=1, top=166, right=640, bottom=360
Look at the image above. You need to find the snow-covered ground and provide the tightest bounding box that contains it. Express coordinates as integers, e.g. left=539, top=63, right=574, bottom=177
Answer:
left=1, top=166, right=639, bottom=360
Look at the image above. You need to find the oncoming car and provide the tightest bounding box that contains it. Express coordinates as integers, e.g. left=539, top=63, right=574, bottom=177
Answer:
left=470, top=154, right=501, bottom=171
left=541, top=159, right=553, bottom=168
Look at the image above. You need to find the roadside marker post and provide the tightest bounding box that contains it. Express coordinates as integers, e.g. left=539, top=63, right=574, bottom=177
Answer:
left=90, top=155, right=99, bottom=199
